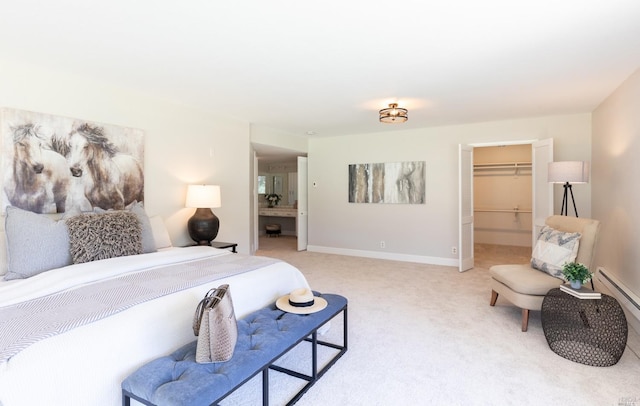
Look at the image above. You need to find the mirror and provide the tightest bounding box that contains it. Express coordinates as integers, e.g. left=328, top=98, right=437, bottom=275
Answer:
left=273, top=175, right=283, bottom=195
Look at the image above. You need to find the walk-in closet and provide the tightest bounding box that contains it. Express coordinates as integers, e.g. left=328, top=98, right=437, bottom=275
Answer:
left=474, top=144, right=533, bottom=256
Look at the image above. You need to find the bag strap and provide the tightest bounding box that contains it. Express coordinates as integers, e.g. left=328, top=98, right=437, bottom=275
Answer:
left=192, top=285, right=229, bottom=336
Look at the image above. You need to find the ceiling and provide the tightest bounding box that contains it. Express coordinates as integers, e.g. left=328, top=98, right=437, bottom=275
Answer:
left=2, top=0, right=640, bottom=144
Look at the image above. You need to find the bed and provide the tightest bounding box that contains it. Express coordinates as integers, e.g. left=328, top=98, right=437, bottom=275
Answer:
left=0, top=206, right=310, bottom=406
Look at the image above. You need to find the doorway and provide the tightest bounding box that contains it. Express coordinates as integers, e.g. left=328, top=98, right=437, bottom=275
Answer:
left=253, top=146, right=308, bottom=254
left=473, top=144, right=533, bottom=267
left=458, top=139, right=553, bottom=272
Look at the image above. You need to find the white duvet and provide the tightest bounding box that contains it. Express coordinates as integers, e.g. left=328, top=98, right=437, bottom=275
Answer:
left=0, top=247, right=309, bottom=406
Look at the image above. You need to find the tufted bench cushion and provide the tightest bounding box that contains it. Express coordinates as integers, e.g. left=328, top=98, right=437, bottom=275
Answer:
left=122, top=293, right=347, bottom=406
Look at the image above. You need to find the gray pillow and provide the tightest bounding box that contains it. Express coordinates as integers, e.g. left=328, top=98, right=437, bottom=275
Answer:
left=531, top=226, right=581, bottom=279
left=66, top=211, right=143, bottom=264
left=4, top=206, right=72, bottom=280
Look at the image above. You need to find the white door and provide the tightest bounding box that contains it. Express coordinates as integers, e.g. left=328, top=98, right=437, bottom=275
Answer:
left=458, top=145, right=474, bottom=272
left=532, top=139, right=554, bottom=246
left=297, top=156, right=308, bottom=251
left=253, top=152, right=259, bottom=253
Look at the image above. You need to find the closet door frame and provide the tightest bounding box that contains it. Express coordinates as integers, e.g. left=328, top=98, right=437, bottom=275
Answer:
left=458, top=139, right=553, bottom=271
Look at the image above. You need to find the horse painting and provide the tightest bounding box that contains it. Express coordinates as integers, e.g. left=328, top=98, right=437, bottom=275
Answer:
left=55, top=123, right=144, bottom=210
left=3, top=123, right=70, bottom=213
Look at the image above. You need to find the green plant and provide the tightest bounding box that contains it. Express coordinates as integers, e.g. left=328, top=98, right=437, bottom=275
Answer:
left=265, top=193, right=282, bottom=206
left=561, top=262, right=592, bottom=283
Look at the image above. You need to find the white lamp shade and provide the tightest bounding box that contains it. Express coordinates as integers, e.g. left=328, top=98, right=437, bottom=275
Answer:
left=548, top=161, right=589, bottom=184
left=186, top=185, right=221, bottom=208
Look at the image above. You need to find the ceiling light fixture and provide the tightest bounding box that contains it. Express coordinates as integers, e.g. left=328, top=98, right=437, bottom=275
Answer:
left=379, top=103, right=408, bottom=124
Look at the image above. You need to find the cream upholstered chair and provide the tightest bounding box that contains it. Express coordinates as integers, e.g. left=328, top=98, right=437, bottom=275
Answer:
left=489, top=215, right=600, bottom=332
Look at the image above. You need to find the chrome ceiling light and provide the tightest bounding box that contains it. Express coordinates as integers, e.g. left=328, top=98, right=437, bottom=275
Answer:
left=379, top=103, right=408, bottom=124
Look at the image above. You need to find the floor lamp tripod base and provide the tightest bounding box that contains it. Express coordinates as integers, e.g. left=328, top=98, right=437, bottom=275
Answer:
left=560, top=182, right=578, bottom=217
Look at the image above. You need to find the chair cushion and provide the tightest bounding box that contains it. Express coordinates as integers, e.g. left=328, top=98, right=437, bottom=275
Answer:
left=530, top=226, right=581, bottom=279
left=490, top=264, right=564, bottom=296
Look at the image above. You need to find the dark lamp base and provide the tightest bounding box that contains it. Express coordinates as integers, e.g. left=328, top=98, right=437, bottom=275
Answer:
left=188, top=208, right=220, bottom=245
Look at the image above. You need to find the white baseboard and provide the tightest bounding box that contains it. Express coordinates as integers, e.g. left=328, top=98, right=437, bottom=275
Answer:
left=596, top=267, right=640, bottom=335
left=306, top=245, right=458, bottom=267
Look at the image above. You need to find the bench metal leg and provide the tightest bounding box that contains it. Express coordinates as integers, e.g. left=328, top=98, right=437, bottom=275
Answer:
left=262, top=367, right=269, bottom=406
left=270, top=305, right=348, bottom=406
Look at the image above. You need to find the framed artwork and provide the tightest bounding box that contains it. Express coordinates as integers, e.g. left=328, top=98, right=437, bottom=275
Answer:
left=1, top=108, right=145, bottom=214
left=348, top=161, right=425, bottom=204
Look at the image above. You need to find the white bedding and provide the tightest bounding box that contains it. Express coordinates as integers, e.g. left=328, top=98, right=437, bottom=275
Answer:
left=0, top=246, right=310, bottom=406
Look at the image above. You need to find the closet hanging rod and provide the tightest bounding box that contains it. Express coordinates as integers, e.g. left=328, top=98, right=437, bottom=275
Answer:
left=474, top=208, right=532, bottom=213
left=473, top=162, right=532, bottom=169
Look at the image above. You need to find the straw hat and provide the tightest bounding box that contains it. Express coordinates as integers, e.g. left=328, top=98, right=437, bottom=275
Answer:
left=276, top=288, right=328, bottom=314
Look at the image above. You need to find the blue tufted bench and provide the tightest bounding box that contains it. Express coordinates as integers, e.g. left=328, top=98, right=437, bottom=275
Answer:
left=122, top=293, right=347, bottom=406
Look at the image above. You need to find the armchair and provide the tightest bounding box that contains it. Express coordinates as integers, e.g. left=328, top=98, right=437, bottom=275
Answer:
left=489, top=215, right=600, bottom=331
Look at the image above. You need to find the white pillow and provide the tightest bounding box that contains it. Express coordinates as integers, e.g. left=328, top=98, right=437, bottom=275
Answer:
left=531, top=226, right=581, bottom=279
left=149, top=215, right=172, bottom=249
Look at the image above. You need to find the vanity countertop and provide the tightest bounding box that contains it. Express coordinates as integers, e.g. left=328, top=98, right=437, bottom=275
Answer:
left=258, top=207, right=297, bottom=217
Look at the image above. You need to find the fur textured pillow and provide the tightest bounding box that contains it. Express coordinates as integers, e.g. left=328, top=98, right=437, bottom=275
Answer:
left=66, top=211, right=143, bottom=264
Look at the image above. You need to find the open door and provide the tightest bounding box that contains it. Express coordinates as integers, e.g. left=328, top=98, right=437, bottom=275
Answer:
left=532, top=139, right=554, bottom=246
left=459, top=139, right=554, bottom=271
left=252, top=152, right=259, bottom=254
left=458, top=145, right=474, bottom=272
left=297, top=156, right=308, bottom=251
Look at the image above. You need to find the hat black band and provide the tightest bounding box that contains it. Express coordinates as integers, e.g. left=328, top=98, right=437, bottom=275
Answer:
left=289, top=299, right=314, bottom=308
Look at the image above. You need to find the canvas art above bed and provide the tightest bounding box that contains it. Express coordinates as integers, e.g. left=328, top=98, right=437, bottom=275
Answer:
left=1, top=107, right=144, bottom=214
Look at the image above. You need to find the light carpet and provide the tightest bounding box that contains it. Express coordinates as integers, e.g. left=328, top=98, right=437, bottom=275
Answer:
left=222, top=237, right=640, bottom=406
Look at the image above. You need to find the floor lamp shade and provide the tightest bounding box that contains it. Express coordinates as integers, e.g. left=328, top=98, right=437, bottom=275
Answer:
left=547, top=161, right=589, bottom=217
left=186, top=185, right=221, bottom=245
left=548, top=161, right=589, bottom=184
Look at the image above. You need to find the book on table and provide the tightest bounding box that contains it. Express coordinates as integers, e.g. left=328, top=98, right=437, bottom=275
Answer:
left=560, top=284, right=602, bottom=299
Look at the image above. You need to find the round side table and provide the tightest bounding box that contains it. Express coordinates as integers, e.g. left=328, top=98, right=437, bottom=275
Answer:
left=541, top=288, right=628, bottom=367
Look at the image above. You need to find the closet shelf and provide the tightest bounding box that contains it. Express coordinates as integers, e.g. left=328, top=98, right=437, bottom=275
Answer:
left=474, top=162, right=531, bottom=176
left=473, top=162, right=531, bottom=169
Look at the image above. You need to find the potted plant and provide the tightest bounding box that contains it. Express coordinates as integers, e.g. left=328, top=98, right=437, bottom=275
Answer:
left=265, top=193, right=282, bottom=208
left=562, top=262, right=592, bottom=289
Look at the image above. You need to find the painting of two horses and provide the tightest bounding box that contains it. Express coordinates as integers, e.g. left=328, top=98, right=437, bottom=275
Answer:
left=1, top=108, right=144, bottom=214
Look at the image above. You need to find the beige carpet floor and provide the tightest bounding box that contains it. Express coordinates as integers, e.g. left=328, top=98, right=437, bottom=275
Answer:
left=223, top=236, right=640, bottom=406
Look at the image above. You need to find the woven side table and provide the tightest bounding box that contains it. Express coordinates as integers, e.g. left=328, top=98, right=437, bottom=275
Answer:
left=541, top=288, right=628, bottom=367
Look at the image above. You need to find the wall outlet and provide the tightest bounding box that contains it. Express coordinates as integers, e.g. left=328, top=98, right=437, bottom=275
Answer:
left=451, top=246, right=458, bottom=255
left=380, top=241, right=386, bottom=249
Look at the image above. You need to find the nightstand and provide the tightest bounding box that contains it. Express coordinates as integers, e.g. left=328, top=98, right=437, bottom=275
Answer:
left=209, top=241, right=238, bottom=253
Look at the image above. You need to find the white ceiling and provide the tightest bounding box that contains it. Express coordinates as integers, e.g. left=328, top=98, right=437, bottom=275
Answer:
left=2, top=0, right=640, bottom=140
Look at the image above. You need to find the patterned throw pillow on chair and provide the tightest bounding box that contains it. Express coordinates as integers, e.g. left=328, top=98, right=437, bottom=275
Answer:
left=531, top=226, right=581, bottom=279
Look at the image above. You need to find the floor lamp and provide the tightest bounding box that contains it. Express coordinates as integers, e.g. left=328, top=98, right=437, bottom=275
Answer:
left=548, top=161, right=589, bottom=217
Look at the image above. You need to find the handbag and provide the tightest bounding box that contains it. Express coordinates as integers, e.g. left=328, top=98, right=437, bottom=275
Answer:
left=192, top=284, right=238, bottom=363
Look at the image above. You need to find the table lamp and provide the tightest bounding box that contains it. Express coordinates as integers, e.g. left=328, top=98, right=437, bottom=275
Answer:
left=186, top=184, right=221, bottom=245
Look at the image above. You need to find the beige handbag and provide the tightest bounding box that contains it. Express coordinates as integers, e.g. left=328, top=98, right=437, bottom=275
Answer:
left=193, top=284, right=238, bottom=363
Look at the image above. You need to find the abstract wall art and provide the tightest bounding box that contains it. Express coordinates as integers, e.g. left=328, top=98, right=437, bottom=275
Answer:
left=348, top=161, right=425, bottom=204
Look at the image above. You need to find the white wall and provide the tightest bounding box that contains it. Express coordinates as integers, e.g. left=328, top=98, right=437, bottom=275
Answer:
left=307, top=113, right=591, bottom=264
left=0, top=58, right=252, bottom=253
left=592, top=68, right=640, bottom=328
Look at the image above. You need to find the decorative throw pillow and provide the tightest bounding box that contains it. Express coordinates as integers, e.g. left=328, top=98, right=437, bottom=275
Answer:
left=66, top=211, right=143, bottom=264
left=4, top=206, right=72, bottom=280
left=94, top=202, right=157, bottom=254
left=531, top=226, right=581, bottom=279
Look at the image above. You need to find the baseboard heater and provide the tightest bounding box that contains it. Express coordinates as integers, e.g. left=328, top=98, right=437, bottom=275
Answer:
left=597, top=267, right=640, bottom=323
